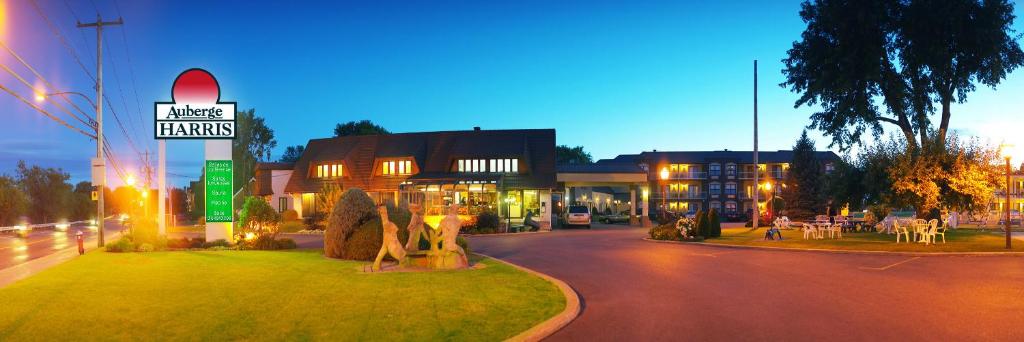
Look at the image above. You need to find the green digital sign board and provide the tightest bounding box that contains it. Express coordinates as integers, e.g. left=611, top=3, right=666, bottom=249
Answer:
left=205, top=160, right=233, bottom=223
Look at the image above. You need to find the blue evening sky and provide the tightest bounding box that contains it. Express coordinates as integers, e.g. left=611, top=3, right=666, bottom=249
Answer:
left=2, top=0, right=1022, bottom=187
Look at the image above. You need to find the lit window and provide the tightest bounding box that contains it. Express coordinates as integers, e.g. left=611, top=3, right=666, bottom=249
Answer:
left=458, top=160, right=465, bottom=172
left=382, top=160, right=412, bottom=176
left=314, top=163, right=343, bottom=178
left=455, top=158, right=520, bottom=173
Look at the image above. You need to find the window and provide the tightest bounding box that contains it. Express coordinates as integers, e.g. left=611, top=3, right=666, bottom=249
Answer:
left=314, top=163, right=343, bottom=178
left=456, top=158, right=519, bottom=173
left=725, top=201, right=737, bottom=213
left=278, top=197, right=288, bottom=213
left=710, top=182, right=721, bottom=195
left=725, top=182, right=737, bottom=195
left=382, top=160, right=413, bottom=176
left=709, top=163, right=721, bottom=177
left=825, top=163, right=835, bottom=174
left=710, top=201, right=722, bottom=211
left=725, top=163, right=736, bottom=177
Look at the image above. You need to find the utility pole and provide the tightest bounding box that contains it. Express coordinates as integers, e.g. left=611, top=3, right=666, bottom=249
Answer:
left=752, top=60, right=759, bottom=229
left=78, top=15, right=123, bottom=247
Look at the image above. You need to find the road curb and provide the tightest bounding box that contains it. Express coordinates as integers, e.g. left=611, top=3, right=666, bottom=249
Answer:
left=0, top=231, right=121, bottom=288
left=461, top=230, right=550, bottom=238
left=641, top=238, right=1024, bottom=257
left=475, top=252, right=581, bottom=342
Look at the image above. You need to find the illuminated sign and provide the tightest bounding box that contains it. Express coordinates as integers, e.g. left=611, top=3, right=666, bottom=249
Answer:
left=155, top=68, right=236, bottom=139
left=205, top=160, right=233, bottom=222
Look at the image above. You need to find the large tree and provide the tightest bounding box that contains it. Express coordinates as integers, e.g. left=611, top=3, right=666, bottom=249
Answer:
left=0, top=175, right=28, bottom=226
left=556, top=145, right=593, bottom=165
left=333, top=120, right=390, bottom=137
left=278, top=145, right=305, bottom=163
left=782, top=0, right=1023, bottom=151
left=233, top=109, right=277, bottom=201
left=15, top=161, right=73, bottom=223
left=782, top=131, right=824, bottom=220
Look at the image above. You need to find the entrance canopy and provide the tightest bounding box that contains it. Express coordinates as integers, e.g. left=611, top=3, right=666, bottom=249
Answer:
left=556, top=163, right=650, bottom=226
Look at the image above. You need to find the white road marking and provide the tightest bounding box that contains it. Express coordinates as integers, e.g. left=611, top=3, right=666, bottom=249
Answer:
left=859, top=257, right=920, bottom=271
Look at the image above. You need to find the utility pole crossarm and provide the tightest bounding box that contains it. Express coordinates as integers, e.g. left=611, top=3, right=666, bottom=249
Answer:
left=76, top=18, right=124, bottom=28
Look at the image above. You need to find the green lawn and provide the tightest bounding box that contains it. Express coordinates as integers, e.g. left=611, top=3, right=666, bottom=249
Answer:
left=0, top=250, right=565, bottom=341
left=707, top=228, right=1022, bottom=252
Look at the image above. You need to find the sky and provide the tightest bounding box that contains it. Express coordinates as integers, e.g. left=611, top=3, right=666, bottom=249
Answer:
left=2, top=0, right=1023, bottom=187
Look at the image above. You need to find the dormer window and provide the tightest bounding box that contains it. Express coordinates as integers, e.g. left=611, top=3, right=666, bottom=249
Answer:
left=382, top=160, right=413, bottom=176
left=457, top=158, right=518, bottom=173
left=315, top=163, right=343, bottom=178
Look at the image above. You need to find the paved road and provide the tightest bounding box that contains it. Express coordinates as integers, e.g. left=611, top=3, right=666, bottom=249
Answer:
left=469, top=225, right=1024, bottom=341
left=0, top=221, right=122, bottom=271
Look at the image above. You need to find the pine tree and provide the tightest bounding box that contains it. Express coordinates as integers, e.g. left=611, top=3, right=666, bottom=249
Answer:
left=783, top=131, right=824, bottom=220
left=708, top=209, right=721, bottom=238
left=693, top=209, right=706, bottom=237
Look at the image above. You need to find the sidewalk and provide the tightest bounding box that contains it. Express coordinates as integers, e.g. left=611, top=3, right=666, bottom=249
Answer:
left=0, top=232, right=119, bottom=288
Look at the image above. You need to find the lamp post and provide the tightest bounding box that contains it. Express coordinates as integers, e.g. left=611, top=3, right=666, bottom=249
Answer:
left=504, top=195, right=515, bottom=232
left=659, top=167, right=669, bottom=219
left=1001, top=143, right=1015, bottom=249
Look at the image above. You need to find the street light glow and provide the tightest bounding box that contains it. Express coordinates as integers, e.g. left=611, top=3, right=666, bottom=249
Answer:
left=34, top=93, right=46, bottom=103
left=125, top=174, right=137, bottom=186
left=660, top=167, right=669, bottom=180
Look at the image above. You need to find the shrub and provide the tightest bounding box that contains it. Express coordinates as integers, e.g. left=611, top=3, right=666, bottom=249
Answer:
left=279, top=220, right=306, bottom=233
left=648, top=224, right=682, bottom=241
left=202, top=239, right=231, bottom=248
left=281, top=209, right=299, bottom=222
left=693, top=210, right=706, bottom=237
left=137, top=243, right=154, bottom=252
left=708, top=209, right=721, bottom=238
left=128, top=217, right=161, bottom=247
left=340, top=205, right=413, bottom=260
left=239, top=235, right=298, bottom=250
left=325, top=188, right=377, bottom=258
left=238, top=196, right=281, bottom=241
left=303, top=211, right=326, bottom=231
left=456, top=236, right=470, bottom=255
left=475, top=210, right=500, bottom=230
left=105, top=237, right=136, bottom=253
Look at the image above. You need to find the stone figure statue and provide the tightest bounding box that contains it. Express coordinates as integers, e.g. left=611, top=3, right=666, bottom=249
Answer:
left=372, top=205, right=407, bottom=271
left=436, top=204, right=469, bottom=269
left=405, top=204, right=426, bottom=252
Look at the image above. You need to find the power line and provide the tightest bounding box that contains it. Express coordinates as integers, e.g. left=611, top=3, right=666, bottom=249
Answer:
left=62, top=0, right=96, bottom=75
left=29, top=0, right=96, bottom=83
left=112, top=0, right=147, bottom=146
left=0, top=61, right=95, bottom=130
left=0, top=82, right=96, bottom=139
left=0, top=42, right=96, bottom=129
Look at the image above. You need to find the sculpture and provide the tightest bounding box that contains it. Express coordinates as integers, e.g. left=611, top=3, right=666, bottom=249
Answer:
left=405, top=204, right=426, bottom=251
left=434, top=204, right=469, bottom=269
left=372, top=205, right=408, bottom=271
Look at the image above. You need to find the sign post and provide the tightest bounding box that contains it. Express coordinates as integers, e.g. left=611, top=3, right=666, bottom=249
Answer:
left=155, top=68, right=237, bottom=242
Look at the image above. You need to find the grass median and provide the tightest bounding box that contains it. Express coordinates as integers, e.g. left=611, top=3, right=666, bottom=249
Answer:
left=706, top=227, right=1021, bottom=253
left=0, top=250, right=565, bottom=341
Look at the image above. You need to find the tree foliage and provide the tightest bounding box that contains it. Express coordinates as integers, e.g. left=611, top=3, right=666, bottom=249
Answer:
left=238, top=196, right=281, bottom=239
left=556, top=145, right=593, bottom=165
left=278, top=145, right=305, bottom=163
left=324, top=188, right=378, bottom=259
left=15, top=161, right=73, bottom=223
left=233, top=109, right=277, bottom=213
left=782, top=0, right=1023, bottom=151
left=783, top=131, right=824, bottom=220
left=0, top=175, right=27, bottom=226
left=333, top=120, right=390, bottom=137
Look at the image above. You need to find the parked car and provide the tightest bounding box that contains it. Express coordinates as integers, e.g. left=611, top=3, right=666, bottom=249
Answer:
left=601, top=210, right=631, bottom=224
left=723, top=210, right=748, bottom=222
left=565, top=205, right=592, bottom=228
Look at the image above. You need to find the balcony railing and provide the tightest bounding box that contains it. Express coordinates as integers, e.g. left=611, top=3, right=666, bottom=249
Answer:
left=666, top=172, right=707, bottom=180
left=653, top=192, right=708, bottom=200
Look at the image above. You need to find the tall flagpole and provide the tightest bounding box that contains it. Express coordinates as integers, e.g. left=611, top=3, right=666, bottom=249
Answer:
left=753, top=60, right=759, bottom=229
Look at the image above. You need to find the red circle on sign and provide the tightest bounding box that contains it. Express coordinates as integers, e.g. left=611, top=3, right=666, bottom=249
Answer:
left=172, top=68, right=220, bottom=103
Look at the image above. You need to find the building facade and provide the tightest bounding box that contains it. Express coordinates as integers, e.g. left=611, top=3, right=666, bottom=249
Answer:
left=993, top=172, right=1024, bottom=215
left=254, top=128, right=557, bottom=229
left=599, top=150, right=840, bottom=217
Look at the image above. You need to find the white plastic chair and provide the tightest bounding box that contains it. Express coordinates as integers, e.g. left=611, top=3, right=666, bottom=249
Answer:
left=935, top=220, right=948, bottom=243
left=919, top=219, right=938, bottom=245
left=829, top=223, right=843, bottom=239
left=893, top=219, right=910, bottom=243
left=802, top=223, right=817, bottom=240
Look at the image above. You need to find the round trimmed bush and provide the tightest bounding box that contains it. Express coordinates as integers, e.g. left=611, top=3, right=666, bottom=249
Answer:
left=340, top=204, right=412, bottom=260
left=281, top=209, right=299, bottom=222
left=325, top=188, right=377, bottom=258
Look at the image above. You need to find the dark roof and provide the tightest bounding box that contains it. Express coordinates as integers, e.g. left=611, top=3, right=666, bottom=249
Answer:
left=253, top=164, right=293, bottom=196
left=283, top=129, right=556, bottom=193
left=636, top=150, right=840, bottom=164
left=556, top=162, right=646, bottom=174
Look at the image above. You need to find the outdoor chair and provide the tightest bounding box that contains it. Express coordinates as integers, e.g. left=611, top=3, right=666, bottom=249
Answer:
left=920, top=219, right=939, bottom=245
left=802, top=223, right=817, bottom=240
left=892, top=219, right=910, bottom=243
left=828, top=223, right=843, bottom=239
left=935, top=220, right=948, bottom=243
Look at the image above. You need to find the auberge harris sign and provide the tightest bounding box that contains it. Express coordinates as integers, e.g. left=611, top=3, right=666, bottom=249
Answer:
left=154, top=68, right=236, bottom=140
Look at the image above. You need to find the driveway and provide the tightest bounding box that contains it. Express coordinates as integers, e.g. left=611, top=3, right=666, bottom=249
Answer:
left=468, top=225, right=1024, bottom=341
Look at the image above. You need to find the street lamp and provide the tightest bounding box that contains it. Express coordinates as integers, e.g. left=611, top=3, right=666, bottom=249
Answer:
left=504, top=195, right=516, bottom=231
left=659, top=167, right=669, bottom=218
left=1000, top=143, right=1016, bottom=249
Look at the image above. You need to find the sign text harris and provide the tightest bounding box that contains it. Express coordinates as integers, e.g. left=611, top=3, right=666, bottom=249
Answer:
left=154, top=103, right=236, bottom=139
